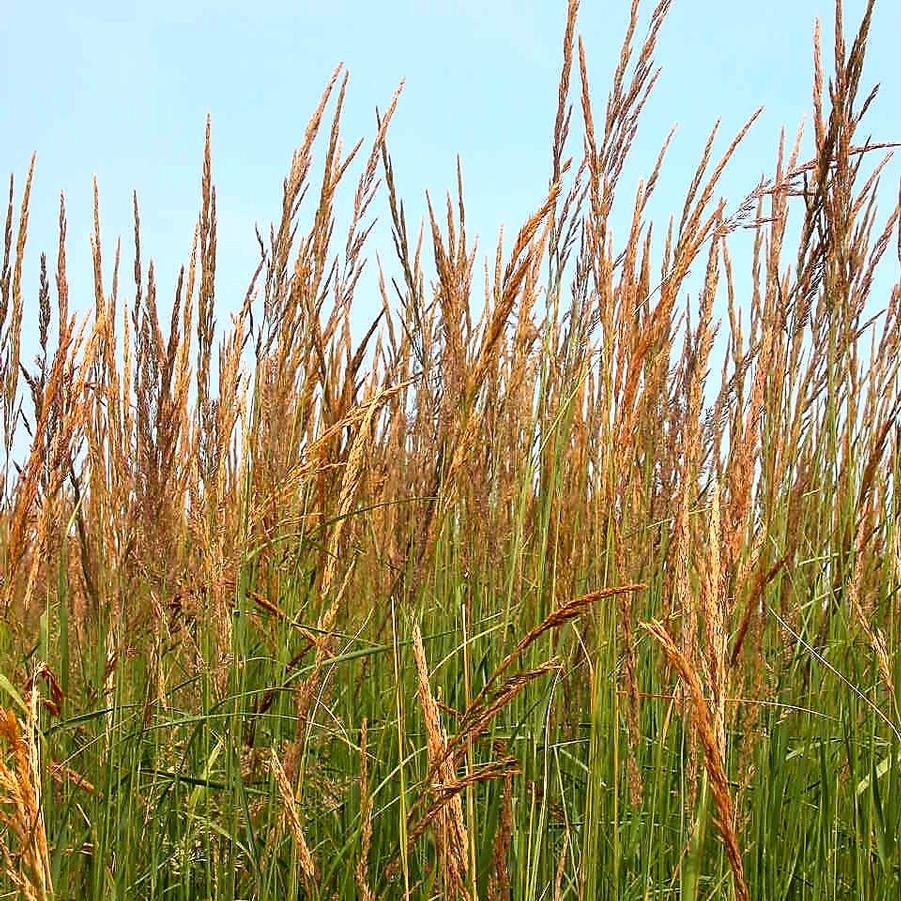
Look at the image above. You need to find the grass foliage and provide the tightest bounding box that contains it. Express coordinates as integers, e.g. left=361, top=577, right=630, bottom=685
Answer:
left=1, top=0, right=900, bottom=897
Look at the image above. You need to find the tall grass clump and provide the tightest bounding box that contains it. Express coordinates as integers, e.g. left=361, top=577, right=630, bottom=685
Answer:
left=1, top=0, right=899, bottom=897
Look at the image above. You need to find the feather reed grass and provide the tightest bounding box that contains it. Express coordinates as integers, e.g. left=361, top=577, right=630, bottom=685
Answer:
left=0, top=0, right=899, bottom=897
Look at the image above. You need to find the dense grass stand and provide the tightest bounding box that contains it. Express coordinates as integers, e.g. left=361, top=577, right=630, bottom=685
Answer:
left=1, top=1, right=899, bottom=898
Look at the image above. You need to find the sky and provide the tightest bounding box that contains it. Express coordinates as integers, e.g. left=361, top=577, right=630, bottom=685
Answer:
left=2, top=0, right=899, bottom=342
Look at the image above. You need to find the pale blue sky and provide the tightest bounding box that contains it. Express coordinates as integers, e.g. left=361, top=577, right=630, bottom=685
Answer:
left=2, top=0, right=899, bottom=332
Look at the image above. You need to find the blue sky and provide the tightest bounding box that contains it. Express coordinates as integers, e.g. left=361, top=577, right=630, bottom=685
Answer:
left=2, top=0, right=899, bottom=334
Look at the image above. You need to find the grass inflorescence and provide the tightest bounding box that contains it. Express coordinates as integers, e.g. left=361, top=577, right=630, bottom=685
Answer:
left=1, top=1, right=899, bottom=898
